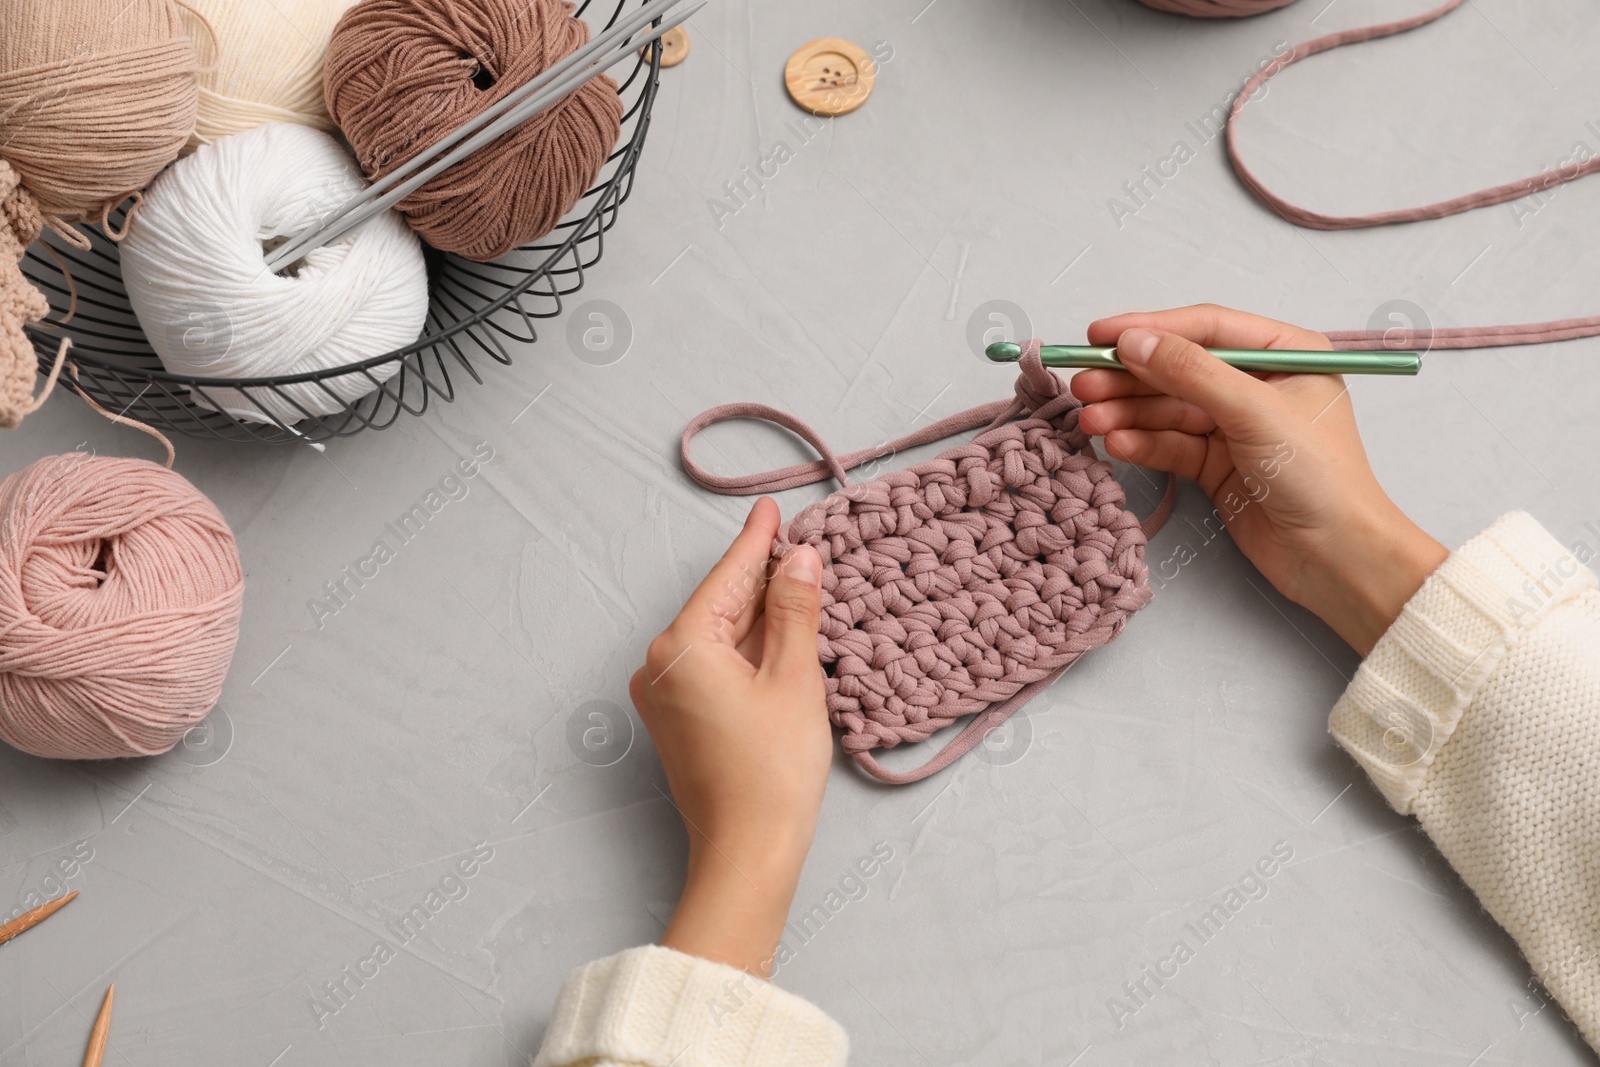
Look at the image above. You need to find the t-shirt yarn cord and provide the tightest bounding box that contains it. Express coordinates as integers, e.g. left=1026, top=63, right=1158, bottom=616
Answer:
left=682, top=343, right=1176, bottom=785
left=1230, top=0, right=1600, bottom=352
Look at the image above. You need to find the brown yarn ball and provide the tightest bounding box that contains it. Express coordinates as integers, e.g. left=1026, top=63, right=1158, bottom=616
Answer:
left=323, top=0, right=624, bottom=262
left=0, top=0, right=200, bottom=224
left=1132, top=0, right=1297, bottom=14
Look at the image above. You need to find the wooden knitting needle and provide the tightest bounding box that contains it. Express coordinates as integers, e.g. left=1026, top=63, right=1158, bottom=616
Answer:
left=0, top=890, right=77, bottom=947
left=986, top=342, right=1422, bottom=376
left=83, top=985, right=114, bottom=1067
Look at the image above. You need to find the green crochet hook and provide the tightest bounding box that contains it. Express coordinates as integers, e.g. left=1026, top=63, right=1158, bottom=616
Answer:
left=986, top=342, right=1421, bottom=376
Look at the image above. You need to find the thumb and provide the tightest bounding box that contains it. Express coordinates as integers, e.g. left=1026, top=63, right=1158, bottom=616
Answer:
left=1115, top=327, right=1286, bottom=443
left=760, top=545, right=823, bottom=682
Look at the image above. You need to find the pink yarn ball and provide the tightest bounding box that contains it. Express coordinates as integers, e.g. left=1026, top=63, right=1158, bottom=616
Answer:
left=1132, top=0, right=1298, bottom=15
left=0, top=453, right=244, bottom=760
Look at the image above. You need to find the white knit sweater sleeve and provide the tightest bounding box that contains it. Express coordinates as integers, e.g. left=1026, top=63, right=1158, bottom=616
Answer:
left=532, top=945, right=848, bottom=1067
left=1329, top=511, right=1600, bottom=1050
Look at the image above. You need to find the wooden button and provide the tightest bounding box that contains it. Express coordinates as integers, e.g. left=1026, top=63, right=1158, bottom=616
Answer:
left=642, top=25, right=690, bottom=67
left=784, top=38, right=876, bottom=117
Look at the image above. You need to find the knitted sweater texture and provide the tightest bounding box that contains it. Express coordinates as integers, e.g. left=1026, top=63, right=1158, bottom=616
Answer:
left=533, top=513, right=1599, bottom=1064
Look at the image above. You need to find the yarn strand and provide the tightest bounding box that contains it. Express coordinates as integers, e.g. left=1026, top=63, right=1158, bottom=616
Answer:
left=67, top=365, right=177, bottom=469
left=681, top=369, right=1177, bottom=538
left=1225, top=0, right=1600, bottom=351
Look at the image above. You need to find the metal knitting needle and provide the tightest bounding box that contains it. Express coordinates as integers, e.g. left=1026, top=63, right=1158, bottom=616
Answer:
left=0, top=890, right=77, bottom=947
left=986, top=342, right=1421, bottom=376
left=266, top=0, right=692, bottom=270
left=265, top=0, right=700, bottom=271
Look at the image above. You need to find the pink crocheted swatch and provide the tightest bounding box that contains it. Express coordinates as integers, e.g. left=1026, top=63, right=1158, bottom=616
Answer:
left=682, top=344, right=1175, bottom=784
left=1228, top=0, right=1600, bottom=351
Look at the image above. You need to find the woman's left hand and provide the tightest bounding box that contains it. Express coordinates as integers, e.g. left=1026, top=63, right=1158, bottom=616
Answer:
left=630, top=497, right=831, bottom=976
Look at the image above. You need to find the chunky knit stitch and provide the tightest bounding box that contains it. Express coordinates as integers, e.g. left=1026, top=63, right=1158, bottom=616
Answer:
left=535, top=514, right=1600, bottom=1064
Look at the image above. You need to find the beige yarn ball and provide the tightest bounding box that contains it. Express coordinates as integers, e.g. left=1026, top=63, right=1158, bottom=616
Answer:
left=179, top=0, right=359, bottom=152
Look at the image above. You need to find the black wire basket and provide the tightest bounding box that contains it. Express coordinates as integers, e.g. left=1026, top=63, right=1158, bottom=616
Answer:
left=21, top=0, right=661, bottom=445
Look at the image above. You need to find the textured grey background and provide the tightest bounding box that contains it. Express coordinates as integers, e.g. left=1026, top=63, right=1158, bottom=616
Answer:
left=3, top=0, right=1598, bottom=1064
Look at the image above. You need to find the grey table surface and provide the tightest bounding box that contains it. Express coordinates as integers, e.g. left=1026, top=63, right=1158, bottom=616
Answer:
left=4, top=0, right=1598, bottom=1064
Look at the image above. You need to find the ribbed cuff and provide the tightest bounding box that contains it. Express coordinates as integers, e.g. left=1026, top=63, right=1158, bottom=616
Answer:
left=1329, top=512, right=1597, bottom=814
left=533, top=945, right=848, bottom=1067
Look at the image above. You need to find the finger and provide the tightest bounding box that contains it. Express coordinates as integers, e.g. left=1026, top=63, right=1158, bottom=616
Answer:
left=1069, top=368, right=1169, bottom=403
left=1113, top=328, right=1288, bottom=443
left=1079, top=395, right=1218, bottom=437
left=757, top=545, right=824, bottom=684
left=1101, top=428, right=1211, bottom=483
left=1087, top=303, right=1331, bottom=352
left=1072, top=366, right=1277, bottom=404
left=628, top=668, right=652, bottom=722
left=678, top=497, right=781, bottom=646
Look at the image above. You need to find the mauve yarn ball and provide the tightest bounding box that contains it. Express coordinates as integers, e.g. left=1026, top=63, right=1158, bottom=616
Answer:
left=0, top=454, right=244, bottom=760
left=323, top=0, right=624, bottom=262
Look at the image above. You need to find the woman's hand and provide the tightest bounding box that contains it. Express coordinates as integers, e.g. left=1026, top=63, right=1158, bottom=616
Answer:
left=1071, top=304, right=1448, bottom=655
left=629, top=497, right=830, bottom=976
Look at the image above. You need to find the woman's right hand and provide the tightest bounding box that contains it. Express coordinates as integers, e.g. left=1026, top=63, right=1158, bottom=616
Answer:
left=1070, top=304, right=1448, bottom=655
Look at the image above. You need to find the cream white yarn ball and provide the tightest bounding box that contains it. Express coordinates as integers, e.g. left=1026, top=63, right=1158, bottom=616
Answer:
left=180, top=0, right=360, bottom=152
left=122, top=122, right=428, bottom=425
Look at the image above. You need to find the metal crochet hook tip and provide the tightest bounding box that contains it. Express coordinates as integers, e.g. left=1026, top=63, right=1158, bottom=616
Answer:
left=984, top=342, right=1421, bottom=376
